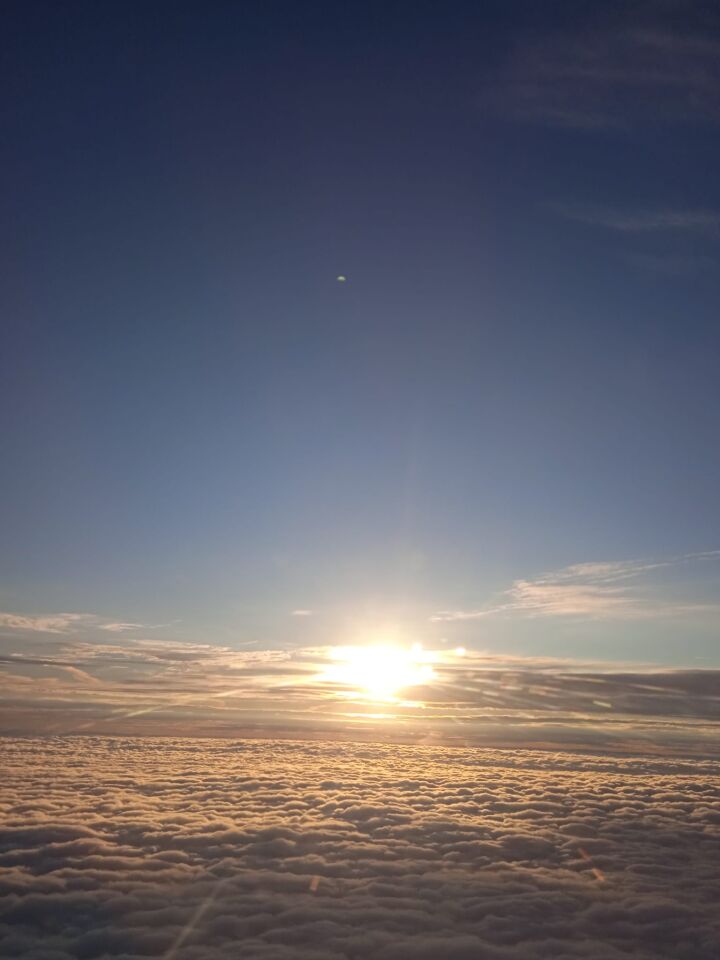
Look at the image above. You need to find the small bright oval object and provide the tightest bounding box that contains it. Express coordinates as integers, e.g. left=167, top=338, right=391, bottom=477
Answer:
left=336, top=275, right=347, bottom=282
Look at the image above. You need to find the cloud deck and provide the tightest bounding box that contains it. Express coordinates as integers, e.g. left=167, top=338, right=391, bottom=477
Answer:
left=1, top=737, right=718, bottom=959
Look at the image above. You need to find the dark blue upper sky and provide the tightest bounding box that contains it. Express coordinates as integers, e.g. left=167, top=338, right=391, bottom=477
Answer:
left=2, top=0, right=720, bottom=663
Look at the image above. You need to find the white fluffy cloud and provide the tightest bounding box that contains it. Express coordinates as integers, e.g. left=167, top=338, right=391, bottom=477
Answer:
left=0, top=737, right=719, bottom=959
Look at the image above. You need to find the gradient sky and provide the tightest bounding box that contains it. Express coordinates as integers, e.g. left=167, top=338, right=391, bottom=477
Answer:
left=2, top=0, right=720, bottom=666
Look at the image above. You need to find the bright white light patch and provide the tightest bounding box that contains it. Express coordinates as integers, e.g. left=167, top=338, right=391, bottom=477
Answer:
left=320, top=644, right=435, bottom=700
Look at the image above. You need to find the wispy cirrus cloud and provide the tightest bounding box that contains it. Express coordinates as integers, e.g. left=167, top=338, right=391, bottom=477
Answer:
left=490, top=8, right=720, bottom=130
left=622, top=250, right=718, bottom=276
left=0, top=611, right=173, bottom=636
left=549, top=203, right=720, bottom=233
left=546, top=201, right=720, bottom=275
left=0, top=611, right=95, bottom=634
left=97, top=621, right=146, bottom=633
left=432, top=552, right=720, bottom=622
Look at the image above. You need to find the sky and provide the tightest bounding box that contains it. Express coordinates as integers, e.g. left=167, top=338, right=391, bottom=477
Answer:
left=2, top=10, right=720, bottom=957
left=2, top=0, right=720, bottom=673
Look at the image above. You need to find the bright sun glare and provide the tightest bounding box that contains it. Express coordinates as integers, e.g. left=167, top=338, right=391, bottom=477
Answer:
left=319, top=643, right=436, bottom=700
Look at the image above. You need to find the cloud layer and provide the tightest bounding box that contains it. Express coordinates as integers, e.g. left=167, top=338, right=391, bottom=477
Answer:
left=1, top=632, right=719, bottom=757
left=1, top=737, right=719, bottom=959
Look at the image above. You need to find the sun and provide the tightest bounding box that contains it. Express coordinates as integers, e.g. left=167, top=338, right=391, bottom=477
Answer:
left=319, top=643, right=436, bottom=700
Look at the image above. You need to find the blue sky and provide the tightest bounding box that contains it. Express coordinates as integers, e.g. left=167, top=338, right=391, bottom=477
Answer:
left=2, top=0, right=720, bottom=667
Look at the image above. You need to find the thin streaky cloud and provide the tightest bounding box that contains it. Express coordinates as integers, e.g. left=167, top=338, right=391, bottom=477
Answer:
left=431, top=551, right=720, bottom=622
left=98, top=621, right=145, bottom=633
left=0, top=611, right=173, bottom=636
left=98, top=619, right=179, bottom=632
left=0, top=612, right=95, bottom=634
left=622, top=251, right=717, bottom=276
left=550, top=203, right=720, bottom=233
left=491, top=15, right=720, bottom=130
